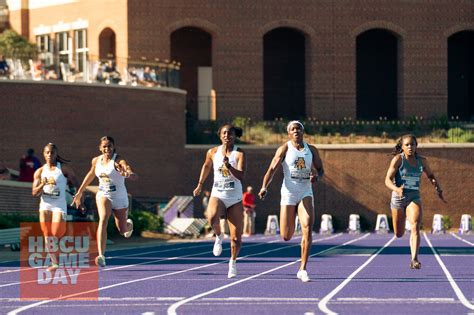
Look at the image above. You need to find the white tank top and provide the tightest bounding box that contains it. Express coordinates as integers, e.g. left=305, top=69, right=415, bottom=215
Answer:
left=95, top=153, right=127, bottom=197
left=41, top=162, right=67, bottom=208
left=282, top=141, right=313, bottom=193
left=212, top=145, right=242, bottom=194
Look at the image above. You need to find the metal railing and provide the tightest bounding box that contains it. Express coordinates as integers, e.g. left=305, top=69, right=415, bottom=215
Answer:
left=0, top=53, right=181, bottom=88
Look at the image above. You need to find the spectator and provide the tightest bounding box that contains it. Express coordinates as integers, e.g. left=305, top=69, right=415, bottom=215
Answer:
left=242, top=186, right=256, bottom=236
left=45, top=66, right=59, bottom=80
left=0, top=161, right=11, bottom=180
left=32, top=59, right=44, bottom=80
left=19, top=148, right=41, bottom=182
left=0, top=55, right=10, bottom=78
left=142, top=66, right=156, bottom=87
left=104, top=60, right=121, bottom=84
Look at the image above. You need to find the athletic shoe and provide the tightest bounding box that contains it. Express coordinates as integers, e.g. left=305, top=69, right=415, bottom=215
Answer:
left=297, top=269, right=310, bottom=282
left=410, top=260, right=421, bottom=269
left=228, top=261, right=237, bottom=278
left=213, top=234, right=224, bottom=256
left=123, top=219, right=134, bottom=238
left=47, top=263, right=59, bottom=272
left=95, top=255, right=106, bottom=267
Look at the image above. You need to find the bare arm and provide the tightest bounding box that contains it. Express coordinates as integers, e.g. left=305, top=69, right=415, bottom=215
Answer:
left=385, top=155, right=403, bottom=197
left=116, top=157, right=138, bottom=181
left=32, top=167, right=45, bottom=197
left=422, top=156, right=445, bottom=202
left=72, top=157, right=98, bottom=208
left=309, top=145, right=324, bottom=183
left=223, top=149, right=245, bottom=181
left=193, top=148, right=215, bottom=197
left=62, top=165, right=80, bottom=189
left=258, top=144, right=287, bottom=200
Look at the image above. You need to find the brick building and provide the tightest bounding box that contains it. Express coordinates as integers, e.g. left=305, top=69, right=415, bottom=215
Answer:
left=6, top=0, right=474, bottom=121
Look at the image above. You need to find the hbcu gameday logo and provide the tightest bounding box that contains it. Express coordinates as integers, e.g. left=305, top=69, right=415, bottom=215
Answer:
left=20, top=222, right=99, bottom=300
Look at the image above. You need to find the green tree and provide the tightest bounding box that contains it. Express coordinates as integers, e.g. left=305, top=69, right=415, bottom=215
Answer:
left=0, top=29, right=37, bottom=60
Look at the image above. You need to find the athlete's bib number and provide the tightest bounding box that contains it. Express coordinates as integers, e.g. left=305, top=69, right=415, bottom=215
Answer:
left=99, top=184, right=117, bottom=193
left=214, top=180, right=235, bottom=191
left=290, top=170, right=311, bottom=182
left=402, top=175, right=420, bottom=190
left=43, top=188, right=60, bottom=198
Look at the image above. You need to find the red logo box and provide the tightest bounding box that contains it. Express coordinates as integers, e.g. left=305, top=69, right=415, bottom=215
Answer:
left=20, top=222, right=99, bottom=300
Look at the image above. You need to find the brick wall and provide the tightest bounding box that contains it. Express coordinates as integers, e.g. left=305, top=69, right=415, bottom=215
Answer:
left=127, top=0, right=474, bottom=120
left=8, top=1, right=473, bottom=120
left=0, top=81, right=472, bottom=232
left=0, top=81, right=186, bottom=199
left=185, top=144, right=474, bottom=232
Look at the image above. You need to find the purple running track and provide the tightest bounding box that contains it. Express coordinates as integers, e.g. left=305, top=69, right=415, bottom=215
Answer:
left=1, top=233, right=473, bottom=315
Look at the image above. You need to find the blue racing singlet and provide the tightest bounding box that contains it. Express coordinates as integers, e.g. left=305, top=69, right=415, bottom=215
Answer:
left=394, top=154, right=423, bottom=191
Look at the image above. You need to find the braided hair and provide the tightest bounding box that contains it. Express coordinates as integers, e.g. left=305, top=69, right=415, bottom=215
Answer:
left=44, top=143, right=70, bottom=163
left=390, top=134, right=418, bottom=156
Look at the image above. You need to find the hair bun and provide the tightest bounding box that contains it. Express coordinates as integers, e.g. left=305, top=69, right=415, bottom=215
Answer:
left=234, top=127, right=243, bottom=138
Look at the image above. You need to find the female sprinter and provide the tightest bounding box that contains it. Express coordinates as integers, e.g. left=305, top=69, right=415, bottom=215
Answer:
left=32, top=143, right=79, bottom=270
left=385, top=134, right=445, bottom=269
left=73, top=136, right=137, bottom=267
left=193, top=125, right=246, bottom=278
left=258, top=121, right=324, bottom=282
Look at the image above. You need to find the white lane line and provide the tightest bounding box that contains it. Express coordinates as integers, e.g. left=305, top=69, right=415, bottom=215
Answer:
left=336, top=297, right=455, bottom=302
left=0, top=234, right=285, bottom=288
left=450, top=233, right=474, bottom=246
left=424, top=232, right=474, bottom=311
left=318, top=235, right=396, bottom=315
left=7, top=233, right=341, bottom=314
left=0, top=234, right=282, bottom=276
left=166, top=233, right=370, bottom=315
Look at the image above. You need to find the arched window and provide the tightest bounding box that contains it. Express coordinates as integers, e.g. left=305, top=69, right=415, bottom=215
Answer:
left=356, top=29, right=399, bottom=120
left=171, top=27, right=212, bottom=120
left=448, top=31, right=474, bottom=121
left=263, top=27, right=306, bottom=120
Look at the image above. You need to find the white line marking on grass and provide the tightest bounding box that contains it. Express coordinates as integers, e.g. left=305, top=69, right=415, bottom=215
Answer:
left=166, top=233, right=370, bottom=315
left=424, top=232, right=474, bottom=311
left=450, top=233, right=474, bottom=246
left=318, top=235, right=396, bottom=315
left=7, top=233, right=341, bottom=314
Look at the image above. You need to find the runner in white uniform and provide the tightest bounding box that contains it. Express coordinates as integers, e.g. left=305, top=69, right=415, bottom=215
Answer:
left=32, top=143, right=79, bottom=270
left=193, top=125, right=246, bottom=278
left=73, top=136, right=137, bottom=267
left=259, top=121, right=324, bottom=282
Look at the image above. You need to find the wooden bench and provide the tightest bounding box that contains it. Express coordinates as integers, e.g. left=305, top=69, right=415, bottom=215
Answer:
left=0, top=227, right=32, bottom=251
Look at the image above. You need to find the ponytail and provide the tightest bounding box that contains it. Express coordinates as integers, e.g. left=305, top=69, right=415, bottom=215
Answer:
left=44, top=143, right=70, bottom=163
left=390, top=134, right=418, bottom=156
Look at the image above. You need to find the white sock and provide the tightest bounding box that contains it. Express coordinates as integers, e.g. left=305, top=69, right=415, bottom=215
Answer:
left=229, top=259, right=236, bottom=265
left=217, top=233, right=224, bottom=240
